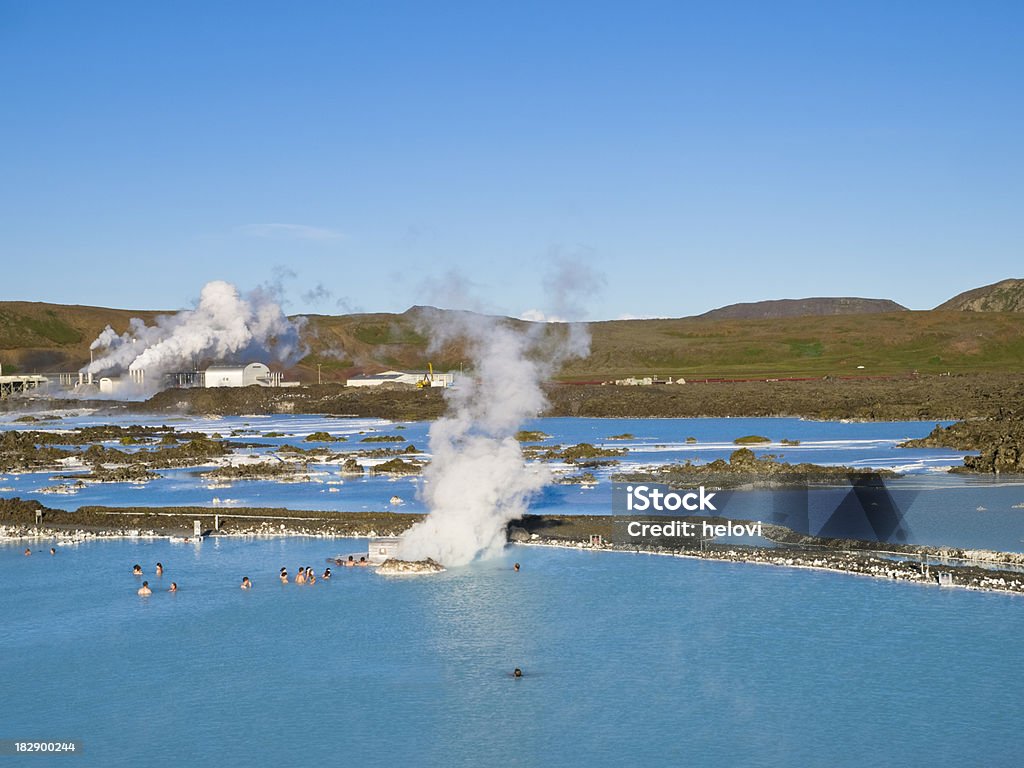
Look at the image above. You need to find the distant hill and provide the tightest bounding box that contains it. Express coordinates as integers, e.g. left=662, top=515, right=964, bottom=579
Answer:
left=935, top=279, right=1024, bottom=312
left=6, top=287, right=1024, bottom=382
left=0, top=301, right=161, bottom=374
left=696, top=297, right=907, bottom=321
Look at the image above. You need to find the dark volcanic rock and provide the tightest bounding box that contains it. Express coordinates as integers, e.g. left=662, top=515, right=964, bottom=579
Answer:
left=507, top=525, right=531, bottom=543
left=902, top=411, right=1024, bottom=474
left=614, top=448, right=897, bottom=489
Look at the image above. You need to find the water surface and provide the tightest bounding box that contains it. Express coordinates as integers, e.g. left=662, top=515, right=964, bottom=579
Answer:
left=1, top=538, right=1020, bottom=767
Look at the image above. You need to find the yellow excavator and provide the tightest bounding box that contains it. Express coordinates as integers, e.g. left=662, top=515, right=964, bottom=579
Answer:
left=417, top=363, right=434, bottom=389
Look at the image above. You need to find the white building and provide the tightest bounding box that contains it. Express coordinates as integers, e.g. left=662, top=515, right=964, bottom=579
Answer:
left=368, top=537, right=403, bottom=564
left=204, top=363, right=283, bottom=388
left=346, top=369, right=455, bottom=388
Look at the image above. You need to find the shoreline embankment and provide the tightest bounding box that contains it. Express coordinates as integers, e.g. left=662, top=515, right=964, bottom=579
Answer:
left=4, top=504, right=1024, bottom=596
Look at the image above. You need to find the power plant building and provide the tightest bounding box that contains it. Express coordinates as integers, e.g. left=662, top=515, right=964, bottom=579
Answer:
left=204, top=363, right=283, bottom=388
left=346, top=369, right=454, bottom=388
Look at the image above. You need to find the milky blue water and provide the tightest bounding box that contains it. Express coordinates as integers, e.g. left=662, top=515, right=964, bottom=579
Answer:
left=1, top=538, right=1021, bottom=767
left=4, top=413, right=1024, bottom=551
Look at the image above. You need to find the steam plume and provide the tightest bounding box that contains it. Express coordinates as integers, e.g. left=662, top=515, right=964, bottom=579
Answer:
left=398, top=309, right=589, bottom=566
left=84, top=280, right=306, bottom=389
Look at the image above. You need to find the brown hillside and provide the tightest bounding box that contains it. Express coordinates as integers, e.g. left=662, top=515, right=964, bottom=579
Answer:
left=935, top=279, right=1024, bottom=312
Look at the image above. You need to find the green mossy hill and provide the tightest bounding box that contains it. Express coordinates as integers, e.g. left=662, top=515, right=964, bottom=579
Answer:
left=10, top=286, right=1024, bottom=383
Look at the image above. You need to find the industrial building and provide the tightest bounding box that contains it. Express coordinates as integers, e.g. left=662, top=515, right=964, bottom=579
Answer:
left=96, top=363, right=291, bottom=391
left=97, top=362, right=294, bottom=392
left=346, top=369, right=454, bottom=388
left=203, top=363, right=284, bottom=388
left=0, top=367, right=47, bottom=400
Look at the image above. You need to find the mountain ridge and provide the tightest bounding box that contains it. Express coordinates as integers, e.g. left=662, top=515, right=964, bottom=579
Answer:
left=935, top=279, right=1024, bottom=312
left=4, top=280, right=1024, bottom=380
left=695, top=297, right=907, bottom=320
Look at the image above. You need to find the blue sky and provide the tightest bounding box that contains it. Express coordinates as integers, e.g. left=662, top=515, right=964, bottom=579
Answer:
left=2, top=1, right=1021, bottom=319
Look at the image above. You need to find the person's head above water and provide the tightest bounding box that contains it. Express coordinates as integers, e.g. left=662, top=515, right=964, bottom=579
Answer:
left=514, top=563, right=520, bottom=572
left=514, top=668, right=523, bottom=678
left=132, top=564, right=142, bottom=574
left=169, top=582, right=178, bottom=592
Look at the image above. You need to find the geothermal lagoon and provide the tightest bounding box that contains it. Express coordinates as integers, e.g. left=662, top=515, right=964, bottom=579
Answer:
left=4, top=413, right=1024, bottom=551
left=3, top=413, right=1024, bottom=766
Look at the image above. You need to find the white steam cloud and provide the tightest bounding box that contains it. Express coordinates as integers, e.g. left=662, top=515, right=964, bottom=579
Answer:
left=398, top=309, right=589, bottom=566
left=84, top=280, right=306, bottom=389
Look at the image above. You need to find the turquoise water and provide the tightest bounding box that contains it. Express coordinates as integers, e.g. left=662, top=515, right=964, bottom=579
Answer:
left=5, top=414, right=1024, bottom=551
left=1, top=537, right=1022, bottom=767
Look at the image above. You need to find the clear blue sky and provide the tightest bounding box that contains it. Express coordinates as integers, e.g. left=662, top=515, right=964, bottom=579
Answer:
left=2, top=1, right=1021, bottom=319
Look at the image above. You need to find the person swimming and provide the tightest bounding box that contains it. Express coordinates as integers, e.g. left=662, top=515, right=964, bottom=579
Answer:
left=357, top=557, right=368, bottom=567
left=240, top=576, right=252, bottom=589
left=323, top=568, right=332, bottom=579
left=514, top=562, right=520, bottom=572
left=513, top=668, right=523, bottom=678
left=155, top=562, right=164, bottom=576
left=295, top=568, right=306, bottom=585
left=344, top=556, right=355, bottom=567
left=168, top=582, right=178, bottom=593
left=306, top=567, right=316, bottom=584
left=23, top=548, right=31, bottom=556
left=280, top=569, right=289, bottom=584
left=132, top=564, right=143, bottom=575
left=138, top=581, right=152, bottom=596
left=50, top=547, right=56, bottom=556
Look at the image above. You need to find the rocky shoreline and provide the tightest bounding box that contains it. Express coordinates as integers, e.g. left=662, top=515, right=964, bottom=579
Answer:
left=901, top=410, right=1024, bottom=474
left=7, top=372, right=1024, bottom=422
left=613, top=447, right=899, bottom=489
left=518, top=539, right=1024, bottom=595
left=4, top=501, right=1024, bottom=596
